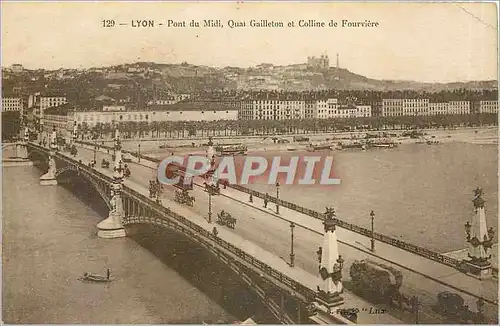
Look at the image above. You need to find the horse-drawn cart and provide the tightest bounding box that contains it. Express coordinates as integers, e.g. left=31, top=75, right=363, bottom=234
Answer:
left=216, top=211, right=236, bottom=229
left=174, top=189, right=195, bottom=206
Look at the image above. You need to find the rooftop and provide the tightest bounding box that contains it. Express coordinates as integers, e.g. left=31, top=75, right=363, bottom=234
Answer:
left=44, top=103, right=72, bottom=115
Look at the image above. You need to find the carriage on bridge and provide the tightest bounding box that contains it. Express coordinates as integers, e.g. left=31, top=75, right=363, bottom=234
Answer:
left=101, top=159, right=110, bottom=168
left=205, top=182, right=220, bottom=194
left=216, top=210, right=236, bottom=229
left=174, top=189, right=195, bottom=206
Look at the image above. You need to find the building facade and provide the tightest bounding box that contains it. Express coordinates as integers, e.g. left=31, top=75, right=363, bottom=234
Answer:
left=447, top=101, right=470, bottom=115
left=355, top=105, right=372, bottom=118
left=35, top=95, right=67, bottom=118
left=478, top=100, right=498, bottom=114
left=2, top=97, right=23, bottom=112
left=381, top=99, right=405, bottom=117
left=43, top=104, right=73, bottom=138
left=239, top=97, right=373, bottom=120
left=382, top=99, right=430, bottom=117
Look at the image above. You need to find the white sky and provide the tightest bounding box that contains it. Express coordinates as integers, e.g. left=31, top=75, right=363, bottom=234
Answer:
left=1, top=1, right=498, bottom=82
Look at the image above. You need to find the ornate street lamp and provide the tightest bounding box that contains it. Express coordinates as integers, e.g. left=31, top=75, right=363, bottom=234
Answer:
left=316, top=246, right=322, bottom=268
left=276, top=181, right=280, bottom=214
left=207, top=184, right=218, bottom=224
left=290, top=222, right=295, bottom=267
left=93, top=132, right=98, bottom=164
left=370, top=210, right=376, bottom=252
left=466, top=188, right=495, bottom=252
left=327, top=255, right=344, bottom=284
left=465, top=221, right=472, bottom=241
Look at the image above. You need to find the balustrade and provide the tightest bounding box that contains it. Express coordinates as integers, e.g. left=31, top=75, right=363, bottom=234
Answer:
left=222, top=181, right=461, bottom=269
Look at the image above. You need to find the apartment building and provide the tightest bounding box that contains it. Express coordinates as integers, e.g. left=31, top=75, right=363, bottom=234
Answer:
left=478, top=100, right=498, bottom=114
left=34, top=95, right=67, bottom=118
left=428, top=102, right=449, bottom=116
left=355, top=105, right=372, bottom=118
left=448, top=101, right=470, bottom=115
left=382, top=99, right=430, bottom=117
left=240, top=96, right=373, bottom=120
left=2, top=97, right=23, bottom=112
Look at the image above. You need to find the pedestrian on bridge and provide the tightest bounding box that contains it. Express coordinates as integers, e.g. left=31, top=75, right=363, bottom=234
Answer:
left=264, top=193, right=269, bottom=208
left=149, top=180, right=155, bottom=198
left=249, top=193, right=253, bottom=203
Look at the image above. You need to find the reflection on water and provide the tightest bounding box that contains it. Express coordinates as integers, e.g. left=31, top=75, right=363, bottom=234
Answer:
left=3, top=166, right=271, bottom=324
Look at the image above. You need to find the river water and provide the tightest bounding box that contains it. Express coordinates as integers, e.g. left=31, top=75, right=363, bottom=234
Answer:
left=2, top=164, right=274, bottom=324
left=245, top=142, right=498, bottom=253
left=147, top=141, right=497, bottom=253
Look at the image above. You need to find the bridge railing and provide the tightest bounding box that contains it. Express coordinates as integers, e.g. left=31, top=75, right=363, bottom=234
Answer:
left=227, top=183, right=462, bottom=270
left=68, top=142, right=462, bottom=270
left=119, top=181, right=317, bottom=302
left=75, top=140, right=148, bottom=161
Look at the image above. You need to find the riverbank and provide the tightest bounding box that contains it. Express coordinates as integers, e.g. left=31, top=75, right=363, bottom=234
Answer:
left=115, top=126, right=497, bottom=155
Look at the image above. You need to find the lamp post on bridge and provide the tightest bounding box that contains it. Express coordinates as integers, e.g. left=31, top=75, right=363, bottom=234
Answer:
left=308, top=207, right=347, bottom=323
left=40, top=119, right=45, bottom=145
left=315, top=207, right=344, bottom=307
left=93, top=132, right=98, bottom=166
left=289, top=222, right=295, bottom=267
left=206, top=137, right=218, bottom=224
left=138, top=142, right=141, bottom=162
left=97, top=124, right=126, bottom=239
left=276, top=181, right=280, bottom=214
left=370, top=210, right=375, bottom=252
left=72, top=121, right=78, bottom=146
left=207, top=183, right=219, bottom=224
left=463, top=187, right=495, bottom=278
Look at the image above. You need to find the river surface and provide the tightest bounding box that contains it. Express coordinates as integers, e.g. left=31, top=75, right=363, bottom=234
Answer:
left=244, top=142, right=498, bottom=253
left=2, top=165, right=272, bottom=324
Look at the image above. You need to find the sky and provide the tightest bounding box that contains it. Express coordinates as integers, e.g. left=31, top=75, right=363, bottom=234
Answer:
left=1, top=1, right=498, bottom=82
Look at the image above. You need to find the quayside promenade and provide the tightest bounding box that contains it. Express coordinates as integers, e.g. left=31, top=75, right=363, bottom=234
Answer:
left=68, top=141, right=498, bottom=323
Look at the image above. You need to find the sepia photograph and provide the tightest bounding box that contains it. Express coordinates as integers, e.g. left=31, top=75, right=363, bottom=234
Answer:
left=1, top=1, right=498, bottom=324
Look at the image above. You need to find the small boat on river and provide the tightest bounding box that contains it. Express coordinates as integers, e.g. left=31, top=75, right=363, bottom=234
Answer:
left=79, top=269, right=112, bottom=283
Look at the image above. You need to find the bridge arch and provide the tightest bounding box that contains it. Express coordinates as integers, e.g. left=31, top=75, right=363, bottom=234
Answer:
left=2, top=143, right=22, bottom=150
left=55, top=165, right=113, bottom=211
left=123, top=215, right=302, bottom=324
left=27, top=147, right=49, bottom=161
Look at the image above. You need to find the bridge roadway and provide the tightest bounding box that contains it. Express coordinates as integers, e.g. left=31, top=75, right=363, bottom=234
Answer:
left=72, top=144, right=497, bottom=323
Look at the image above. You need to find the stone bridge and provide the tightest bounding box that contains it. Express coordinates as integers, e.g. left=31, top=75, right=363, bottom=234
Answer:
left=25, top=142, right=351, bottom=324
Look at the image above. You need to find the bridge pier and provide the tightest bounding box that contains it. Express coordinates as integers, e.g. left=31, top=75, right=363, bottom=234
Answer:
left=97, top=125, right=126, bottom=239
left=3, top=142, right=33, bottom=166
left=97, top=186, right=126, bottom=238
left=39, top=154, right=58, bottom=185
left=40, top=127, right=58, bottom=186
